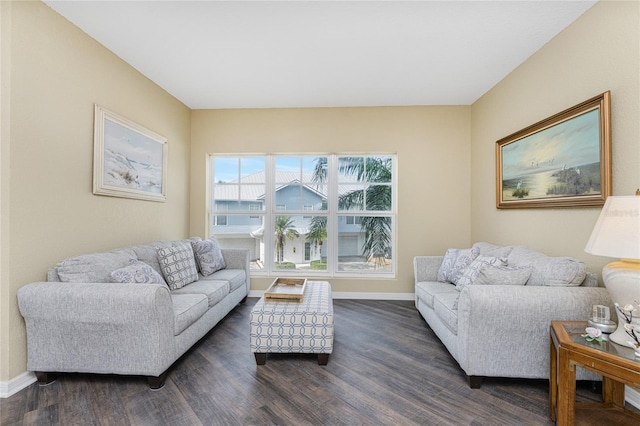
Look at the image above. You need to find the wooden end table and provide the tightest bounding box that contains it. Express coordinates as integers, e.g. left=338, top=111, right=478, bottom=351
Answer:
left=550, top=320, right=640, bottom=425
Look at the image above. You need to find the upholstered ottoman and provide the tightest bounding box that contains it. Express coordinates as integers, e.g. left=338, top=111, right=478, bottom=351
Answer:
left=250, top=281, right=334, bottom=365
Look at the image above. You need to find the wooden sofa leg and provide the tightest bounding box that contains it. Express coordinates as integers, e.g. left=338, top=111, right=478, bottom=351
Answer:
left=254, top=353, right=267, bottom=365
left=148, top=371, right=167, bottom=390
left=241, top=296, right=248, bottom=304
left=317, top=354, right=329, bottom=365
left=468, top=375, right=483, bottom=389
left=35, top=372, right=58, bottom=386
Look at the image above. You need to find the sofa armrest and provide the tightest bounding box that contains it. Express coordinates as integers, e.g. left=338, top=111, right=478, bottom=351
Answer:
left=221, top=248, right=251, bottom=292
left=413, top=256, right=444, bottom=283
left=456, top=285, right=613, bottom=378
left=17, top=282, right=175, bottom=377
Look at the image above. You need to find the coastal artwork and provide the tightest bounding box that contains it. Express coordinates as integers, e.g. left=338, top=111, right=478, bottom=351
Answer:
left=103, top=118, right=164, bottom=193
left=93, top=105, right=167, bottom=202
left=501, top=109, right=600, bottom=201
left=496, top=92, right=611, bottom=209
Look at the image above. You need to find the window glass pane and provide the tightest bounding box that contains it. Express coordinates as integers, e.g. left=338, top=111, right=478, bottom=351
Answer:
left=366, top=184, right=392, bottom=211
left=214, top=157, right=239, bottom=183
left=239, top=157, right=265, bottom=183
left=273, top=215, right=327, bottom=272
left=211, top=214, right=264, bottom=272
left=338, top=184, right=364, bottom=211
left=368, top=156, right=392, bottom=183
left=337, top=215, right=392, bottom=273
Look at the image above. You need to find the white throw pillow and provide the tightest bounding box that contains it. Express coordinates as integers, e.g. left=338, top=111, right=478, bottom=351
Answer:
left=449, top=247, right=480, bottom=285
left=437, top=248, right=460, bottom=282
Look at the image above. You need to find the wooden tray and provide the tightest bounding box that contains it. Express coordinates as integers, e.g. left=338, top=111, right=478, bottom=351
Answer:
left=264, top=277, right=307, bottom=302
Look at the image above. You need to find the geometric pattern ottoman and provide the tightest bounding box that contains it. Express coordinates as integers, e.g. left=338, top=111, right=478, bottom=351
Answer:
left=250, top=281, right=334, bottom=365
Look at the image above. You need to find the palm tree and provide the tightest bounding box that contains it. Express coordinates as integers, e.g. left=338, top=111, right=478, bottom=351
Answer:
left=274, top=216, right=299, bottom=264
left=311, top=156, right=392, bottom=268
left=306, top=215, right=327, bottom=260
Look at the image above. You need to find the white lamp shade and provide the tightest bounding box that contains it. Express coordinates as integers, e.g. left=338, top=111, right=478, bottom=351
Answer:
left=584, top=196, right=640, bottom=260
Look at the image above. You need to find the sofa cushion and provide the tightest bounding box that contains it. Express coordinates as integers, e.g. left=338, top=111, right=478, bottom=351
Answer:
left=157, top=243, right=199, bottom=290
left=202, top=268, right=246, bottom=292
left=191, top=237, right=226, bottom=276
left=170, top=293, right=208, bottom=335
left=108, top=260, right=167, bottom=285
left=455, top=255, right=507, bottom=291
left=415, top=281, right=458, bottom=309
left=56, top=248, right=137, bottom=283
left=171, top=280, right=230, bottom=307
left=130, top=241, right=173, bottom=277
left=507, top=246, right=586, bottom=286
left=433, top=292, right=459, bottom=335
left=472, top=242, right=515, bottom=258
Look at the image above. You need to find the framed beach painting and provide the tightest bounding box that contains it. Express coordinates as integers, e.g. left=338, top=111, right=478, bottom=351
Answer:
left=93, top=105, right=168, bottom=202
left=496, top=91, right=611, bottom=209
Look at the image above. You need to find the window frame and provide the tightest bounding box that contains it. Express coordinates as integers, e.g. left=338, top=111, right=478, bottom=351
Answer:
left=207, top=154, right=397, bottom=279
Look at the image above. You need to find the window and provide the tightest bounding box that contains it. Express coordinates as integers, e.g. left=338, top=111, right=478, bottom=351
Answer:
left=208, top=154, right=396, bottom=278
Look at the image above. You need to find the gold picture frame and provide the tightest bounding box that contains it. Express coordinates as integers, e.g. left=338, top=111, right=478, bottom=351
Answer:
left=93, top=105, right=168, bottom=202
left=496, top=91, right=611, bottom=209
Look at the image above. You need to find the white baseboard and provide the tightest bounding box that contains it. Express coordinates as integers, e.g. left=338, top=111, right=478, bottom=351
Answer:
left=248, top=290, right=415, bottom=300
left=0, top=371, right=36, bottom=398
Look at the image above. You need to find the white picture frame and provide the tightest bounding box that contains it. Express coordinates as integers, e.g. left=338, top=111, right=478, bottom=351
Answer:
left=93, top=105, right=167, bottom=202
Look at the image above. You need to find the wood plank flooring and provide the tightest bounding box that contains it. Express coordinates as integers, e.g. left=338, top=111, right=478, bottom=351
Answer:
left=0, top=299, right=618, bottom=425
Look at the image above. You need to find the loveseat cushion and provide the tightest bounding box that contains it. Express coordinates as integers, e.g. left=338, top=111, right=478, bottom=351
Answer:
left=415, top=281, right=458, bottom=309
left=171, top=280, right=230, bottom=307
left=507, top=246, right=586, bottom=286
left=433, top=293, right=459, bottom=335
left=171, top=293, right=208, bottom=335
left=202, top=269, right=246, bottom=292
left=157, top=243, right=199, bottom=290
left=191, top=237, right=226, bottom=276
left=56, top=248, right=137, bottom=283
left=108, top=260, right=167, bottom=285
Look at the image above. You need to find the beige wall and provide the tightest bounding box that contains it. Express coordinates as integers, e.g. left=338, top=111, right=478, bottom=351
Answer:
left=470, top=0, right=640, bottom=279
left=190, top=106, right=471, bottom=293
left=0, top=1, right=191, bottom=381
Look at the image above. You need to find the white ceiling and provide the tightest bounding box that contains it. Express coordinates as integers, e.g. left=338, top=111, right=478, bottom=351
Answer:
left=43, top=1, right=597, bottom=109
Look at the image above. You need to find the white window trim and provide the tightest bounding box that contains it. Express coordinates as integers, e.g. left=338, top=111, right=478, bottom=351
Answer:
left=208, top=154, right=396, bottom=279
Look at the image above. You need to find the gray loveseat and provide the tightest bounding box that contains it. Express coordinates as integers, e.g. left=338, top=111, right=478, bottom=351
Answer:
left=18, top=237, right=249, bottom=389
left=414, top=242, right=613, bottom=388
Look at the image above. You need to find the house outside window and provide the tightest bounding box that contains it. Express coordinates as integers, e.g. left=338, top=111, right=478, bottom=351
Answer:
left=208, top=154, right=396, bottom=278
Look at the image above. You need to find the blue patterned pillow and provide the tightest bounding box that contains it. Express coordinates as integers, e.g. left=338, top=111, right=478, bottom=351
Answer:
left=109, top=260, right=167, bottom=286
left=191, top=237, right=226, bottom=276
left=156, top=243, right=199, bottom=290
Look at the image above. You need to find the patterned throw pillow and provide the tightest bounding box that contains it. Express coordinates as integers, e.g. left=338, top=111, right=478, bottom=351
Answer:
left=156, top=243, right=199, bottom=290
left=473, top=264, right=532, bottom=286
left=109, top=260, right=167, bottom=286
left=455, top=255, right=506, bottom=290
left=191, top=237, right=226, bottom=276
left=437, top=249, right=460, bottom=282
left=449, top=247, right=480, bottom=285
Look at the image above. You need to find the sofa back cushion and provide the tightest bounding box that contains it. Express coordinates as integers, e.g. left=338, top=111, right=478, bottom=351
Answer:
left=507, top=246, right=587, bottom=286
left=56, top=248, right=137, bottom=283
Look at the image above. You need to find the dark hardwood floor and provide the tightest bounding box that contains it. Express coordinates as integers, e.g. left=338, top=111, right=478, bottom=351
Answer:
left=0, top=299, right=617, bottom=425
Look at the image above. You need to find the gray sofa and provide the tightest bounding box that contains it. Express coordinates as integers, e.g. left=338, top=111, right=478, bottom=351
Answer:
left=18, top=237, right=249, bottom=389
left=414, top=242, right=613, bottom=388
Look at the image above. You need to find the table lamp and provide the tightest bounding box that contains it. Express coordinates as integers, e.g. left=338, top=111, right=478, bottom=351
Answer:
left=584, top=193, right=640, bottom=346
